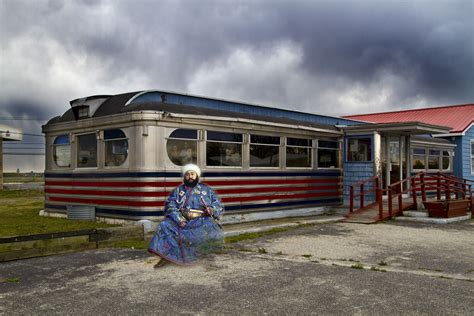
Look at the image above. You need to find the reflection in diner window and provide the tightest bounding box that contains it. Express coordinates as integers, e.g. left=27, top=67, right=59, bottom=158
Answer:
left=77, top=133, right=97, bottom=168
left=318, top=140, right=339, bottom=168
left=207, top=142, right=242, bottom=167
left=104, top=129, right=128, bottom=167
left=167, top=139, right=197, bottom=166
left=166, top=129, right=198, bottom=166
left=250, top=134, right=279, bottom=167
left=53, top=134, right=71, bottom=167
left=347, top=138, right=371, bottom=162
left=286, top=137, right=312, bottom=168
left=206, top=131, right=242, bottom=167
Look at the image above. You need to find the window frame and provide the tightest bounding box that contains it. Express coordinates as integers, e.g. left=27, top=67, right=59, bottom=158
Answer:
left=249, top=134, right=280, bottom=169
left=165, top=128, right=199, bottom=167
left=103, top=129, right=129, bottom=168
left=52, top=134, right=71, bottom=168
left=317, top=139, right=341, bottom=169
left=285, top=137, right=313, bottom=169
left=76, top=132, right=98, bottom=169
left=205, top=130, right=244, bottom=168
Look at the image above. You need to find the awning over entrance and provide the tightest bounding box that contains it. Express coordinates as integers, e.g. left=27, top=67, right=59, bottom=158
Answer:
left=340, top=121, right=451, bottom=135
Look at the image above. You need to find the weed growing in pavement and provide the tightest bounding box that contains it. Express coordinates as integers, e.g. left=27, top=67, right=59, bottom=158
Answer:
left=276, top=251, right=285, bottom=255
left=378, top=260, right=388, bottom=266
left=370, top=266, right=387, bottom=272
left=224, top=227, right=291, bottom=243
left=258, top=247, right=267, bottom=254
left=302, top=254, right=312, bottom=258
left=1, top=277, right=21, bottom=283
left=351, top=263, right=364, bottom=269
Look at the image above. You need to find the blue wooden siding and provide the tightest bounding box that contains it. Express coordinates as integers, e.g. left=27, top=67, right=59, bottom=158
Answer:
left=342, top=134, right=375, bottom=205
left=460, top=125, right=474, bottom=181
left=343, top=162, right=375, bottom=206
left=130, top=91, right=362, bottom=127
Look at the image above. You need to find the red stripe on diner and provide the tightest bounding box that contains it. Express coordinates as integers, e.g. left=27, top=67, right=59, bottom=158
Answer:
left=45, top=178, right=339, bottom=188
left=216, top=185, right=339, bottom=195
left=45, top=185, right=340, bottom=198
left=48, top=196, right=165, bottom=207
left=222, top=191, right=340, bottom=203
left=45, top=188, right=170, bottom=197
left=48, top=191, right=340, bottom=207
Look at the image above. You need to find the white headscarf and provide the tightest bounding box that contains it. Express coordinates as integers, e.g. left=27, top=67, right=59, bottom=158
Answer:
left=182, top=164, right=201, bottom=177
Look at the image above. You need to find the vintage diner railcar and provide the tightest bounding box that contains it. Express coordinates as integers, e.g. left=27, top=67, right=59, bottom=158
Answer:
left=42, top=91, right=350, bottom=222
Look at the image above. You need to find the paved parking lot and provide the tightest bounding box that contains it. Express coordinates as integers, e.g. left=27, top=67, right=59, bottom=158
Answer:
left=1, top=220, right=473, bottom=315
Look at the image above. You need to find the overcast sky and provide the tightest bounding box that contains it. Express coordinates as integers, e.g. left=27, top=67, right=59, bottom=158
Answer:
left=0, top=0, right=473, bottom=172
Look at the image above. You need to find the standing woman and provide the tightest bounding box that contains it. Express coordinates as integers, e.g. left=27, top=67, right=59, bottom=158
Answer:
left=148, top=164, right=224, bottom=266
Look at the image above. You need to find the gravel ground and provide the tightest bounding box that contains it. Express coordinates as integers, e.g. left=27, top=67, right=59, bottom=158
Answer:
left=1, top=220, right=473, bottom=315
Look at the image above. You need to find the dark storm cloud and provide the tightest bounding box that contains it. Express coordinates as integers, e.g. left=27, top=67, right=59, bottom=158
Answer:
left=1, top=0, right=473, bottom=123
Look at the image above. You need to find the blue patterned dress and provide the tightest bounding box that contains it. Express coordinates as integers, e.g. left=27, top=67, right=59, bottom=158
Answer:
left=148, top=183, right=224, bottom=264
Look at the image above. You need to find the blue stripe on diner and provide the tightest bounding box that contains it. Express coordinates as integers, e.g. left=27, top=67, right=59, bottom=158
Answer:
left=225, top=198, right=342, bottom=211
left=45, top=170, right=341, bottom=179
left=46, top=198, right=341, bottom=217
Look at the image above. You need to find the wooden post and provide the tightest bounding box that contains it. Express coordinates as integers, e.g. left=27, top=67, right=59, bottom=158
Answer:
left=377, top=187, right=383, bottom=220
left=411, top=177, right=417, bottom=210
left=349, top=186, right=354, bottom=213
left=436, top=174, right=441, bottom=201
left=398, top=182, right=403, bottom=215
left=445, top=179, right=450, bottom=201
left=360, top=183, right=364, bottom=209
left=388, top=185, right=393, bottom=218
left=376, top=177, right=383, bottom=220
left=420, top=173, right=427, bottom=202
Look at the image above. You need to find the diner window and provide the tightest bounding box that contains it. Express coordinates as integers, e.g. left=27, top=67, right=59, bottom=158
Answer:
left=206, top=131, right=243, bottom=167
left=104, top=129, right=128, bottom=167
left=317, top=140, right=340, bottom=168
left=53, top=134, right=71, bottom=167
left=428, top=149, right=440, bottom=170
left=77, top=133, right=97, bottom=168
left=286, top=137, right=312, bottom=168
left=250, top=134, right=280, bottom=167
left=347, top=138, right=371, bottom=162
left=442, top=151, right=451, bottom=171
left=412, top=148, right=426, bottom=170
left=166, top=129, right=198, bottom=166
left=411, top=147, right=453, bottom=172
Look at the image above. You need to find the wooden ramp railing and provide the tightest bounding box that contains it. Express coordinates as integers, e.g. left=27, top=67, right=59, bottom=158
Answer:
left=348, top=172, right=473, bottom=223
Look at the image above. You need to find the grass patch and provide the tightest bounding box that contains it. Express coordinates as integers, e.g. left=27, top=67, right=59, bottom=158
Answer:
left=0, top=189, right=118, bottom=237
left=0, top=277, right=21, bottom=283
left=351, top=263, right=364, bottom=269
left=276, top=251, right=285, bottom=255
left=466, top=269, right=474, bottom=273
left=238, top=248, right=254, bottom=252
left=224, top=227, right=291, bottom=243
left=258, top=247, right=267, bottom=254
left=302, top=254, right=312, bottom=258
left=109, top=240, right=148, bottom=249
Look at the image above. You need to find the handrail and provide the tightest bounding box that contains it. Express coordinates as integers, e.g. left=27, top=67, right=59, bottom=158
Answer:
left=349, top=176, right=381, bottom=214
left=349, top=171, right=474, bottom=221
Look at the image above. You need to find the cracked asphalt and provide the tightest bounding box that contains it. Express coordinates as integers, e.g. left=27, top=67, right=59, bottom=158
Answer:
left=1, top=220, right=473, bottom=315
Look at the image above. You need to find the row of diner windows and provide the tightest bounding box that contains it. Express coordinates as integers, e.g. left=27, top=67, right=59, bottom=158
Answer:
left=53, top=130, right=456, bottom=172
left=52, top=128, right=342, bottom=169
left=345, top=137, right=453, bottom=172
